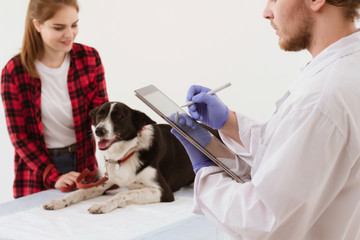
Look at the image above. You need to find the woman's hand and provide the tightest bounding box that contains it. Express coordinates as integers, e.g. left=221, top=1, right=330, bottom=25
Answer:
left=55, top=171, right=80, bottom=189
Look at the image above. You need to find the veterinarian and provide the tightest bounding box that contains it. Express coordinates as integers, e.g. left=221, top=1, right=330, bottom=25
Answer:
left=172, top=0, right=360, bottom=239
left=1, top=0, right=108, bottom=198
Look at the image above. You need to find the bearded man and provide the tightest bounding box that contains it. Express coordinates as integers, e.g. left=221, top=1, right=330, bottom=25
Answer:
left=172, top=0, right=360, bottom=239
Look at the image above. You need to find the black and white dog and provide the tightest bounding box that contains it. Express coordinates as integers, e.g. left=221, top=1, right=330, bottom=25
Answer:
left=43, top=102, right=195, bottom=214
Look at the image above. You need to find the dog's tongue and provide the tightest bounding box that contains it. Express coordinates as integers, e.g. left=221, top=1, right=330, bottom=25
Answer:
left=98, top=135, right=119, bottom=150
left=98, top=139, right=112, bottom=150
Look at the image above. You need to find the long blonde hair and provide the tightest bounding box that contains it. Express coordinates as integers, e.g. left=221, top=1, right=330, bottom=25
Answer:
left=19, top=0, right=79, bottom=78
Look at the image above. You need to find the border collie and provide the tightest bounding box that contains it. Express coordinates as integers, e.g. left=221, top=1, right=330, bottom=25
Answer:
left=43, top=102, right=194, bottom=214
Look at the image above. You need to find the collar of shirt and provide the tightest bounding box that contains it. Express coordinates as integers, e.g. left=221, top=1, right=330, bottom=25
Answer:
left=263, top=30, right=360, bottom=132
left=289, top=30, right=360, bottom=94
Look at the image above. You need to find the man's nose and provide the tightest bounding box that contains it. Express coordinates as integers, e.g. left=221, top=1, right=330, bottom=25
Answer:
left=263, top=0, right=274, bottom=20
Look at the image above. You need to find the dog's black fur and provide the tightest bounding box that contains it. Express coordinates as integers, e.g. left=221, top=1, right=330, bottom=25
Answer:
left=43, top=102, right=195, bottom=214
left=89, top=101, right=195, bottom=202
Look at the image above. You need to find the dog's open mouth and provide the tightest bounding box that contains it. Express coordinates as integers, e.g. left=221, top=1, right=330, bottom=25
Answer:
left=98, top=135, right=120, bottom=150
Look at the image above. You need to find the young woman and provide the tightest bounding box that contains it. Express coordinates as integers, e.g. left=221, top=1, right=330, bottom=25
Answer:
left=1, top=0, right=108, bottom=198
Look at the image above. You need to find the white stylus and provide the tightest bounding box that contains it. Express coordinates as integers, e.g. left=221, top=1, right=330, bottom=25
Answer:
left=174, top=111, right=179, bottom=123
left=181, top=82, right=231, bottom=108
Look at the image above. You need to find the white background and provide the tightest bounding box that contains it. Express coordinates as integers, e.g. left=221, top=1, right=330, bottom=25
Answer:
left=0, top=0, right=317, bottom=203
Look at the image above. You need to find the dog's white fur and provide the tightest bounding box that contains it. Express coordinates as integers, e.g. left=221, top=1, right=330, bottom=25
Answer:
left=43, top=103, right=165, bottom=214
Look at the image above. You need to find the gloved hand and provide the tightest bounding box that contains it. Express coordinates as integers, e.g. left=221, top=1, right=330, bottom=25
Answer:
left=169, top=112, right=216, bottom=173
left=169, top=112, right=211, bottom=147
left=186, top=85, right=229, bottom=130
left=171, top=128, right=215, bottom=173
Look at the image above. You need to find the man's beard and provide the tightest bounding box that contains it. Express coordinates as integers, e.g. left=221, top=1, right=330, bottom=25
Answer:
left=280, top=23, right=313, bottom=52
left=278, top=4, right=314, bottom=52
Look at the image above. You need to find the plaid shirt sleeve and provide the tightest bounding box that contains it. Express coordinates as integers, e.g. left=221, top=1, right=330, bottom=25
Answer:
left=1, top=57, right=60, bottom=197
left=1, top=43, right=108, bottom=198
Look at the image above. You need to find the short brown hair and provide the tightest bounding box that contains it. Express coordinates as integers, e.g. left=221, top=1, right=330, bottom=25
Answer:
left=327, top=0, right=360, bottom=20
left=19, top=0, right=79, bottom=78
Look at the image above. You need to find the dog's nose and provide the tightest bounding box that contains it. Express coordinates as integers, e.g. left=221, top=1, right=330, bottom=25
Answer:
left=95, top=127, right=107, bottom=137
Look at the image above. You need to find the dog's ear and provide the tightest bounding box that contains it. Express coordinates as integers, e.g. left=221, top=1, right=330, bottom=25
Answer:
left=133, top=110, right=156, bottom=127
left=89, top=107, right=100, bottom=126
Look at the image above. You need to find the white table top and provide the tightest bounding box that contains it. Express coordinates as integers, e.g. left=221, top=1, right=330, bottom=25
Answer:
left=0, top=187, right=224, bottom=240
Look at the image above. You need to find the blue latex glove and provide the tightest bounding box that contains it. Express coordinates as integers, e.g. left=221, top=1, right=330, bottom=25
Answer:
left=169, top=112, right=211, bottom=147
left=171, top=128, right=215, bottom=173
left=169, top=113, right=216, bottom=173
left=186, top=85, right=229, bottom=130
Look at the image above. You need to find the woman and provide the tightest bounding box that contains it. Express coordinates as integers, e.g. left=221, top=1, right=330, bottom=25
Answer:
left=1, top=0, right=108, bottom=198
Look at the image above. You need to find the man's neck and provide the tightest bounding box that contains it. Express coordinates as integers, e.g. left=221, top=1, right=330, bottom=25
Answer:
left=308, top=5, right=357, bottom=57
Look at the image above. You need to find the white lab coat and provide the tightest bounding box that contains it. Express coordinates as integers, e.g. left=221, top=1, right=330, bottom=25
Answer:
left=193, top=31, right=360, bottom=240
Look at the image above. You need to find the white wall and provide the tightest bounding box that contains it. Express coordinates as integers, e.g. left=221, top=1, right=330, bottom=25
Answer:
left=0, top=0, right=314, bottom=203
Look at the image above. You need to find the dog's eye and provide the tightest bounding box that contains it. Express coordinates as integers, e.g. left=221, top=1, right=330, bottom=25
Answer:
left=110, top=111, right=122, bottom=120
left=98, top=110, right=106, bottom=118
left=114, top=112, right=122, bottom=119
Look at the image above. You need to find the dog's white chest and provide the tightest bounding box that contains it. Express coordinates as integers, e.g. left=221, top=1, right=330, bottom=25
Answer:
left=105, top=160, right=137, bottom=186
left=103, top=158, right=159, bottom=189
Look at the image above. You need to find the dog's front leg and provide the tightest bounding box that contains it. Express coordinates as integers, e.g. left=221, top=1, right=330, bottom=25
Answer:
left=88, top=187, right=162, bottom=214
left=43, top=182, right=114, bottom=210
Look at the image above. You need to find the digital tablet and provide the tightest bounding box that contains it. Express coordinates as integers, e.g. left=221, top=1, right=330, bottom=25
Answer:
left=135, top=84, right=245, bottom=183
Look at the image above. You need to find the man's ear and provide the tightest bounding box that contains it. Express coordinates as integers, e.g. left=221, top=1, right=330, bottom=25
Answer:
left=89, top=107, right=99, bottom=126
left=33, top=19, right=41, bottom=33
left=309, top=0, right=326, bottom=12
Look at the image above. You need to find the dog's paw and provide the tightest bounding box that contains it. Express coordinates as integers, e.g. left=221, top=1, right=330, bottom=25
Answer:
left=88, top=203, right=108, bottom=214
left=43, top=199, right=68, bottom=210
left=88, top=200, right=125, bottom=214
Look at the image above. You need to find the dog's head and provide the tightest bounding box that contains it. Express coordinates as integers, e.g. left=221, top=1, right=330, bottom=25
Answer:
left=89, top=102, right=156, bottom=150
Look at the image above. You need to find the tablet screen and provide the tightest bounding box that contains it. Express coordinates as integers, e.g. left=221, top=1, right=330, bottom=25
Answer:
left=135, top=85, right=245, bottom=183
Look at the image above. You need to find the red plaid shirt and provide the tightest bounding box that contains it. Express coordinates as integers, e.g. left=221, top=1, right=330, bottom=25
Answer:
left=1, top=43, right=108, bottom=198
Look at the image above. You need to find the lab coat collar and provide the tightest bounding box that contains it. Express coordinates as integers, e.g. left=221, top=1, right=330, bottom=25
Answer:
left=290, top=30, right=360, bottom=93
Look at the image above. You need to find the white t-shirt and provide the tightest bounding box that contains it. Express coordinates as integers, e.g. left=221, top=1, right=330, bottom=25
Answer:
left=35, top=54, right=76, bottom=148
left=193, top=31, right=360, bottom=239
